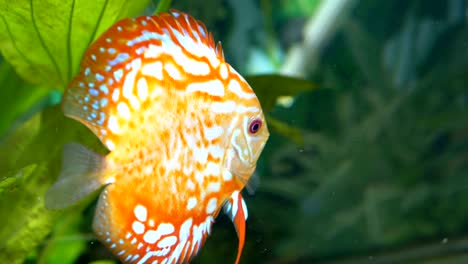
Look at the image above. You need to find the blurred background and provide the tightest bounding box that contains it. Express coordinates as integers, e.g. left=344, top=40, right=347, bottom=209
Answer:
left=1, top=0, right=468, bottom=263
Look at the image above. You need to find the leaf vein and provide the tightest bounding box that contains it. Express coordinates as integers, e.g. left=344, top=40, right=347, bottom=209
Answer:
left=87, top=0, right=110, bottom=48
left=67, top=0, right=77, bottom=82
left=29, top=0, right=65, bottom=87
left=0, top=15, right=35, bottom=71
left=116, top=0, right=129, bottom=19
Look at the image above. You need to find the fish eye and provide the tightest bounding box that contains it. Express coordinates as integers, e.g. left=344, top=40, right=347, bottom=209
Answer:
left=248, top=118, right=262, bottom=134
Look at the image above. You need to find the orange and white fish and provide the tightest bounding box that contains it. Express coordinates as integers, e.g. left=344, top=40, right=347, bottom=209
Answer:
left=45, top=10, right=269, bottom=264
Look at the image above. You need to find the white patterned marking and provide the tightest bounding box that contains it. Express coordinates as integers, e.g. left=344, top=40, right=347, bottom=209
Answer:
left=143, top=165, right=153, bottom=175
left=230, top=191, right=240, bottom=220
left=180, top=218, right=193, bottom=241
left=105, top=139, right=115, bottom=151
left=206, top=198, right=218, bottom=214
left=123, top=70, right=137, bottom=100
left=208, top=145, right=224, bottom=159
left=207, top=182, right=220, bottom=193
left=203, top=162, right=219, bottom=176
left=204, top=125, right=223, bottom=141
left=142, top=61, right=163, bottom=80
left=194, top=171, right=203, bottom=186
left=191, top=216, right=214, bottom=254
left=176, top=55, right=210, bottom=76
left=168, top=217, right=192, bottom=263
left=108, top=116, right=120, bottom=133
left=157, top=235, right=178, bottom=248
left=137, top=77, right=149, bottom=101
left=117, top=102, right=131, bottom=119
left=143, top=231, right=159, bottom=244
left=112, top=88, right=120, bottom=102
left=211, top=101, right=260, bottom=114
left=143, top=223, right=175, bottom=244
left=186, top=80, right=224, bottom=97
left=132, top=58, right=142, bottom=70
left=154, top=29, right=212, bottom=76
left=171, top=28, right=220, bottom=68
left=187, top=179, right=195, bottom=190
left=220, top=63, right=228, bottom=79
left=113, top=69, right=123, bottom=82
left=150, top=86, right=164, bottom=99
left=186, top=135, right=207, bottom=164
left=158, top=248, right=170, bottom=257
left=222, top=169, right=233, bottom=181
left=137, top=251, right=154, bottom=264
left=144, top=44, right=163, bottom=58
left=129, top=95, right=141, bottom=110
left=134, top=205, right=148, bottom=222
left=164, top=63, right=182, bottom=80
left=228, top=79, right=256, bottom=99
left=187, top=197, right=197, bottom=210
left=132, top=221, right=145, bottom=235
left=241, top=197, right=249, bottom=220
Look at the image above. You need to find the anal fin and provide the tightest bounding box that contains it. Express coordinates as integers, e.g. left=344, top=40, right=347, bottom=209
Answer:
left=224, top=191, right=248, bottom=264
left=45, top=143, right=109, bottom=209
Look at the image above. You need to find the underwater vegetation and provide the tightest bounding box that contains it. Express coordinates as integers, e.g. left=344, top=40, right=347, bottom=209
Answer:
left=0, top=0, right=467, bottom=263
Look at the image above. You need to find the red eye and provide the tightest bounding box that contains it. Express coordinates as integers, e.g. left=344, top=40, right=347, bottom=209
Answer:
left=248, top=118, right=262, bottom=134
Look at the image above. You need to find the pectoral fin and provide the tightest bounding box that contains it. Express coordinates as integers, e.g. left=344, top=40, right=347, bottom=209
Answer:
left=45, top=143, right=110, bottom=209
left=224, top=191, right=248, bottom=264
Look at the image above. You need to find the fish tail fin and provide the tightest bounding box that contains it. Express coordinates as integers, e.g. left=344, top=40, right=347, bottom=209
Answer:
left=45, top=143, right=109, bottom=209
left=224, top=191, right=248, bottom=264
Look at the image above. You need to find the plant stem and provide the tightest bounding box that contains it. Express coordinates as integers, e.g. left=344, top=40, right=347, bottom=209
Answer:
left=154, top=0, right=173, bottom=15
left=280, top=0, right=357, bottom=78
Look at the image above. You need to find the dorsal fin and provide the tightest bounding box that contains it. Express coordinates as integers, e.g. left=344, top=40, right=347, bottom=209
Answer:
left=167, top=9, right=224, bottom=59
left=62, top=10, right=225, bottom=151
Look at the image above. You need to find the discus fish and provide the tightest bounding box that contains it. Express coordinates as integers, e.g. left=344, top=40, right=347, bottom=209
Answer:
left=45, top=10, right=269, bottom=264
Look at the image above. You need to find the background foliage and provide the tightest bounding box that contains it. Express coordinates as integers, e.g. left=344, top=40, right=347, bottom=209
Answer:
left=0, top=0, right=467, bottom=264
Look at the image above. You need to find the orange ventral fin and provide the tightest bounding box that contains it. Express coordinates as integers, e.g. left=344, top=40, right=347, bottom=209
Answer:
left=224, top=191, right=248, bottom=264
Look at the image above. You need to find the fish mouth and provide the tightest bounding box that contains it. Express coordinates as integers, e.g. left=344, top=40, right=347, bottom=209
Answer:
left=232, top=163, right=256, bottom=177
left=232, top=137, right=268, bottom=179
left=231, top=164, right=257, bottom=187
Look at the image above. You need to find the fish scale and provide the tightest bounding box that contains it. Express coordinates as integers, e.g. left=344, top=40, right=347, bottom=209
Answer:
left=45, top=10, right=269, bottom=264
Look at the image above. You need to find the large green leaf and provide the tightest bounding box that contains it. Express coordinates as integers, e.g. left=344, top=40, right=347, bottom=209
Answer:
left=0, top=106, right=104, bottom=263
left=0, top=62, right=51, bottom=137
left=246, top=74, right=316, bottom=113
left=0, top=0, right=151, bottom=88
left=266, top=115, right=305, bottom=145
